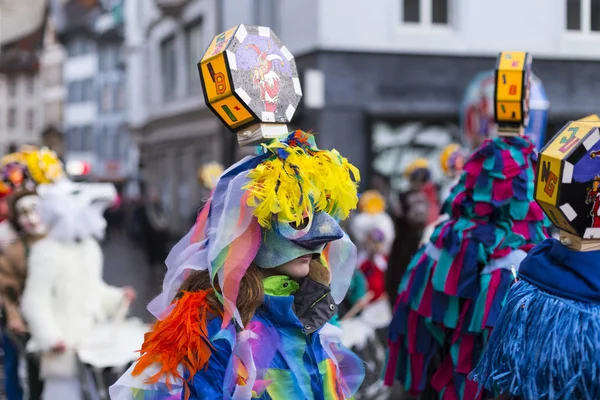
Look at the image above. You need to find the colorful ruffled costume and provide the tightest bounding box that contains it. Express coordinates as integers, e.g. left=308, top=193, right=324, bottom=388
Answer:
left=385, top=136, right=550, bottom=399
left=110, top=131, right=365, bottom=400
left=470, top=116, right=600, bottom=399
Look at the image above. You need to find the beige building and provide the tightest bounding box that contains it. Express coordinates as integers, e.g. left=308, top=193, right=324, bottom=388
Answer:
left=125, top=0, right=223, bottom=233
left=40, top=15, right=66, bottom=131
left=0, top=73, right=43, bottom=154
left=0, top=0, right=47, bottom=154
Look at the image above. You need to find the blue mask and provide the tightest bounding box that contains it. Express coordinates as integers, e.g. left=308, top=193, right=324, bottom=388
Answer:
left=254, top=211, right=344, bottom=268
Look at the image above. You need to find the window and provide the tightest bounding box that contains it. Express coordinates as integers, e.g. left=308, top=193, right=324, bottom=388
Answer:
left=119, top=134, right=129, bottom=159
left=432, top=0, right=448, bottom=24
left=161, top=36, right=177, bottom=101
left=100, top=45, right=117, bottom=71
left=45, top=102, right=62, bottom=125
left=26, top=76, right=35, bottom=94
left=567, top=0, right=600, bottom=32
left=403, top=0, right=420, bottom=22
left=99, top=46, right=108, bottom=71
left=44, top=65, right=62, bottom=87
left=592, top=0, right=600, bottom=30
left=104, top=135, right=113, bottom=160
left=115, top=84, right=126, bottom=110
left=82, top=126, right=93, bottom=151
left=113, top=133, right=121, bottom=159
left=97, top=129, right=107, bottom=158
left=254, top=0, right=279, bottom=32
left=68, top=128, right=82, bottom=151
left=68, top=81, right=82, bottom=103
left=101, top=85, right=113, bottom=112
left=8, top=80, right=16, bottom=97
left=401, top=0, right=450, bottom=26
left=81, top=39, right=93, bottom=55
left=68, top=38, right=93, bottom=56
left=567, top=0, right=582, bottom=29
left=185, top=20, right=203, bottom=92
left=67, top=40, right=78, bottom=56
left=82, top=79, right=93, bottom=101
left=26, top=109, right=35, bottom=131
left=7, top=108, right=16, bottom=129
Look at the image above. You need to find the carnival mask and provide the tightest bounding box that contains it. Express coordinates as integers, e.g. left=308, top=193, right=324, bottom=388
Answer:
left=254, top=211, right=344, bottom=268
left=15, top=194, right=47, bottom=236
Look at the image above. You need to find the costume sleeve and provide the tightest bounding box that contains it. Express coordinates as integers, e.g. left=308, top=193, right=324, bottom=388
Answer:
left=347, top=269, right=369, bottom=306
left=110, top=322, right=233, bottom=400
left=98, top=280, right=126, bottom=318
left=187, top=335, right=232, bottom=399
left=21, top=240, right=63, bottom=350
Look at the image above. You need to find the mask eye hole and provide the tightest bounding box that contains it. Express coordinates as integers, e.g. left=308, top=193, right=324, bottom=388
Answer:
left=289, top=217, right=310, bottom=231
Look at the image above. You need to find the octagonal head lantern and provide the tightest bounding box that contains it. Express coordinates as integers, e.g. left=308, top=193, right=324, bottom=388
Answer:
left=494, top=51, right=532, bottom=134
left=535, top=115, right=600, bottom=239
left=199, top=24, right=302, bottom=145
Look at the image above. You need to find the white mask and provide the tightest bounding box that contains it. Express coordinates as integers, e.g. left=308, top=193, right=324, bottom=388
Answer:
left=15, top=195, right=48, bottom=236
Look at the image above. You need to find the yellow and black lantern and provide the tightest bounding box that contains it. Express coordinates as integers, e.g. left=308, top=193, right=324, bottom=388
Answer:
left=535, top=115, right=600, bottom=239
left=199, top=25, right=302, bottom=145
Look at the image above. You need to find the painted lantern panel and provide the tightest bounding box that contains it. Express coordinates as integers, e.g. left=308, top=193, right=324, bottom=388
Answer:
left=199, top=24, right=302, bottom=132
left=536, top=115, right=600, bottom=238
left=494, top=51, right=532, bottom=127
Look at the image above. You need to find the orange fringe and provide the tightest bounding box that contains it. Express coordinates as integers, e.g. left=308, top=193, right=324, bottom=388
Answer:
left=132, top=290, right=220, bottom=397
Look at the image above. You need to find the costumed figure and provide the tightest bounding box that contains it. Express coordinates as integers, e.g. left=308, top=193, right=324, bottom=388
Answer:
left=470, top=115, right=600, bottom=399
left=586, top=176, right=600, bottom=227
left=194, top=161, right=225, bottom=222
left=20, top=169, right=137, bottom=400
left=421, top=144, right=468, bottom=246
left=386, top=158, right=440, bottom=306
left=349, top=190, right=395, bottom=304
left=0, top=181, right=20, bottom=400
left=439, top=144, right=467, bottom=205
left=110, top=25, right=364, bottom=400
left=385, top=52, right=550, bottom=399
left=0, top=146, right=65, bottom=400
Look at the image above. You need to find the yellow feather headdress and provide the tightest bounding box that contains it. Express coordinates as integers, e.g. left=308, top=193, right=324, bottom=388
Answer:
left=1, top=146, right=64, bottom=187
left=243, top=130, right=361, bottom=228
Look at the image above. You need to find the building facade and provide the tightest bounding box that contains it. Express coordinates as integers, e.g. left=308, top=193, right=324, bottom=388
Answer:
left=127, top=0, right=600, bottom=233
left=270, top=0, right=600, bottom=191
left=0, top=0, right=46, bottom=154
left=125, top=0, right=222, bottom=233
left=125, top=0, right=289, bottom=234
left=56, top=0, right=136, bottom=184
left=40, top=14, right=66, bottom=131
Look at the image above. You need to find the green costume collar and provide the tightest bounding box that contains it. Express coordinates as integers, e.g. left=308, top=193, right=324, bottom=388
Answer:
left=263, top=275, right=300, bottom=297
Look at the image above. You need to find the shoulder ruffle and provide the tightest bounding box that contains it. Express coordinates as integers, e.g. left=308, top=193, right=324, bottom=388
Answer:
left=132, top=290, right=220, bottom=397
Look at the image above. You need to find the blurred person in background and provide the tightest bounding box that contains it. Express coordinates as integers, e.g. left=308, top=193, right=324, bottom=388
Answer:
left=0, top=190, right=47, bottom=400
left=420, top=144, right=467, bottom=246
left=386, top=159, right=440, bottom=306
left=104, top=183, right=125, bottom=241
left=0, top=147, right=66, bottom=400
left=0, top=186, right=22, bottom=400
left=350, top=190, right=395, bottom=304
left=21, top=180, right=136, bottom=400
left=133, top=184, right=169, bottom=283
left=190, top=162, right=224, bottom=227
